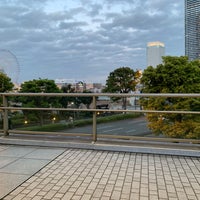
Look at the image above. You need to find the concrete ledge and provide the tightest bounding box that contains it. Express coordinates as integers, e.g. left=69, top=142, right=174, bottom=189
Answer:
left=0, top=137, right=199, bottom=158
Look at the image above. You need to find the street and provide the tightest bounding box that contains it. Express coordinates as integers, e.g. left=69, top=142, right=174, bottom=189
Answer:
left=63, top=116, right=152, bottom=137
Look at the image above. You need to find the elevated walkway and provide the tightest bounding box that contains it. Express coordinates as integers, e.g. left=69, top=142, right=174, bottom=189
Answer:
left=0, top=134, right=199, bottom=157
left=0, top=132, right=199, bottom=199
left=1, top=143, right=200, bottom=200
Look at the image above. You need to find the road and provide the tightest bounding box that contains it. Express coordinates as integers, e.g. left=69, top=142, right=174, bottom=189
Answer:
left=63, top=116, right=152, bottom=137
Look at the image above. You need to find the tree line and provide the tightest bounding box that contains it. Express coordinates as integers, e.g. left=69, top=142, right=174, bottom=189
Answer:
left=1, top=56, right=200, bottom=139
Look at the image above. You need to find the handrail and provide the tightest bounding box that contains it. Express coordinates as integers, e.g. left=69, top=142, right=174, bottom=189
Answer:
left=2, top=92, right=200, bottom=97
left=1, top=106, right=200, bottom=114
left=0, top=92, right=200, bottom=144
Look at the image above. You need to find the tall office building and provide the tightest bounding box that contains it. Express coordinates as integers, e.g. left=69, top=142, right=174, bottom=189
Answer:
left=146, top=41, right=165, bottom=67
left=185, top=0, right=200, bottom=60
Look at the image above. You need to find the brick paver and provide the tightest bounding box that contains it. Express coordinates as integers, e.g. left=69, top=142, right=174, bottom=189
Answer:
left=4, top=149, right=200, bottom=200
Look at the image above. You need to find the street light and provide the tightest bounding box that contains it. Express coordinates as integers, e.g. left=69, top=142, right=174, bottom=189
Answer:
left=52, top=117, right=56, bottom=123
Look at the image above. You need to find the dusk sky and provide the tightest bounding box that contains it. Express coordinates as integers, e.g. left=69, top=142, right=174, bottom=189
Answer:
left=0, top=0, right=184, bottom=84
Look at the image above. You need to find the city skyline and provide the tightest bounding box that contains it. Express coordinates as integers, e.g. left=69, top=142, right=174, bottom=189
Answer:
left=0, top=0, right=184, bottom=84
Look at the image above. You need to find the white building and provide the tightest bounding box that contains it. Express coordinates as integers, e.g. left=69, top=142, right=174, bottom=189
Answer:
left=146, top=41, right=165, bottom=67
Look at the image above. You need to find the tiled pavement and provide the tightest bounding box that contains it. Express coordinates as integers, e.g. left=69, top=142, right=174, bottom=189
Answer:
left=2, top=147, right=200, bottom=200
left=0, top=145, right=65, bottom=199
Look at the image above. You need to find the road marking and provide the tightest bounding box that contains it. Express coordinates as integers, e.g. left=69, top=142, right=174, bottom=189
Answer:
left=127, top=119, right=145, bottom=124
left=97, top=125, right=113, bottom=130
left=126, top=129, right=136, bottom=133
left=139, top=123, right=147, bottom=126
left=102, top=128, right=123, bottom=133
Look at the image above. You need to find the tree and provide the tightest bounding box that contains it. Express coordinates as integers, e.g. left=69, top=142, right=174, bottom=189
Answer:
left=19, top=79, right=61, bottom=125
left=0, top=73, right=14, bottom=127
left=20, top=78, right=61, bottom=93
left=60, top=85, right=93, bottom=119
left=0, top=72, right=14, bottom=92
left=140, top=56, right=200, bottom=139
left=60, top=84, right=75, bottom=108
left=0, top=72, right=14, bottom=109
left=104, top=67, right=141, bottom=109
left=75, top=90, right=93, bottom=109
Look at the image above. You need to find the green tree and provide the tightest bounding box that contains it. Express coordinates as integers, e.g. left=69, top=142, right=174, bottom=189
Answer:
left=0, top=72, right=14, bottom=92
left=75, top=90, right=93, bottom=108
left=140, top=56, right=200, bottom=139
left=104, top=67, right=141, bottom=109
left=0, top=73, right=14, bottom=128
left=60, top=84, right=75, bottom=108
left=60, top=85, right=93, bottom=119
left=19, top=79, right=61, bottom=125
left=0, top=73, right=14, bottom=110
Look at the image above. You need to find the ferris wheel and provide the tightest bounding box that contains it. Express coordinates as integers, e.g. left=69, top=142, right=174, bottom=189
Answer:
left=0, top=49, right=20, bottom=84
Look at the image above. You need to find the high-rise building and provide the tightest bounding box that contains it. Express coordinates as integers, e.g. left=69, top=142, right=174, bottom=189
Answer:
left=146, top=41, right=165, bottom=67
left=185, top=0, right=200, bottom=60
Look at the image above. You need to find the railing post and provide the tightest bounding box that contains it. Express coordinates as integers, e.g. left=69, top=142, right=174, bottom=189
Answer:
left=3, top=94, right=9, bottom=136
left=92, top=95, right=97, bottom=142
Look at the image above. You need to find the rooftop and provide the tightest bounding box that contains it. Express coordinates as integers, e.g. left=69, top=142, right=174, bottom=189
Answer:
left=0, top=139, right=199, bottom=200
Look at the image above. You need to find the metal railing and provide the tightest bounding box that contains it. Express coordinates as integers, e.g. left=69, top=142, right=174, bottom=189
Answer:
left=0, top=92, right=200, bottom=144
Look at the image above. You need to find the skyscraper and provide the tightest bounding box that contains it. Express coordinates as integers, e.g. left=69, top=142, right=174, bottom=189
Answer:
left=146, top=41, right=165, bottom=67
left=185, top=0, right=200, bottom=60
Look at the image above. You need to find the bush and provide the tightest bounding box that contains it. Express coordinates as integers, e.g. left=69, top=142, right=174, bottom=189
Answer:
left=17, top=112, right=141, bottom=132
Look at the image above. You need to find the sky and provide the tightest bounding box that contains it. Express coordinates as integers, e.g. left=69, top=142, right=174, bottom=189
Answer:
left=0, top=0, right=184, bottom=84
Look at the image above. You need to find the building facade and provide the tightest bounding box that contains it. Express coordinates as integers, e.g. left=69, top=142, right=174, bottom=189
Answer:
left=55, top=79, right=104, bottom=92
left=146, top=41, right=165, bottom=67
left=185, top=0, right=200, bottom=60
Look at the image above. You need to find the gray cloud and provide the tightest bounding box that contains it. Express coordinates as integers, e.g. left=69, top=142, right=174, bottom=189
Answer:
left=59, top=21, right=88, bottom=29
left=88, top=3, right=103, bottom=16
left=0, top=0, right=184, bottom=84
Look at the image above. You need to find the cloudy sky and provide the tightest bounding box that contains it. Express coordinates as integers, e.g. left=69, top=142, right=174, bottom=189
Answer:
left=0, top=0, right=184, bottom=84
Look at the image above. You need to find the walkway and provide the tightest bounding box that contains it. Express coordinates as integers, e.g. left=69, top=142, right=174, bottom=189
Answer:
left=0, top=144, right=199, bottom=200
left=0, top=145, right=64, bottom=199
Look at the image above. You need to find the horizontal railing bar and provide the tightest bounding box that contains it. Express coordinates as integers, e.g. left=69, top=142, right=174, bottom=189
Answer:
left=1, top=106, right=200, bottom=114
left=2, top=92, right=200, bottom=98
left=9, top=130, right=91, bottom=137
left=97, top=134, right=200, bottom=144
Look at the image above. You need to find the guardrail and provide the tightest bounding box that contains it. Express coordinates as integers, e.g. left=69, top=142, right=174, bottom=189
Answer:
left=0, top=92, right=200, bottom=144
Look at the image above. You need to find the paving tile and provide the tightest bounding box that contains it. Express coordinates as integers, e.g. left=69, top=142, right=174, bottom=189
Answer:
left=0, top=156, right=18, bottom=168
left=0, top=158, right=50, bottom=175
left=1, top=147, right=200, bottom=200
left=3, top=195, right=15, bottom=200
left=26, top=188, right=41, bottom=198
left=101, top=197, right=111, bottom=200
left=31, top=196, right=43, bottom=200
left=0, top=145, right=9, bottom=151
left=12, top=193, right=27, bottom=200
left=43, top=190, right=57, bottom=199
left=24, top=148, right=64, bottom=160
left=8, top=186, right=25, bottom=196
left=0, top=145, right=66, bottom=199
left=0, top=146, right=35, bottom=157
left=0, top=173, right=29, bottom=199
left=62, top=192, right=74, bottom=200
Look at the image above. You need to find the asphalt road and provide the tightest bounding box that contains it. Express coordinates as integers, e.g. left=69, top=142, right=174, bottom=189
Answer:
left=63, top=116, right=152, bottom=137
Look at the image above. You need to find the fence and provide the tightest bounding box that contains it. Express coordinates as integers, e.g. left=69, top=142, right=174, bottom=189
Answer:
left=0, top=92, right=200, bottom=144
